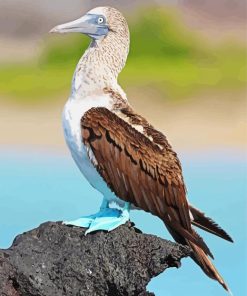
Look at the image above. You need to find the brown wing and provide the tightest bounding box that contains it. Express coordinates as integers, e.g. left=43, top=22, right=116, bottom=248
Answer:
left=81, top=107, right=211, bottom=255
left=189, top=205, right=233, bottom=242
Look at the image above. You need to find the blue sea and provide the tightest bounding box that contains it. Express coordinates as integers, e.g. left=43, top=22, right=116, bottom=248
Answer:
left=0, top=148, right=246, bottom=296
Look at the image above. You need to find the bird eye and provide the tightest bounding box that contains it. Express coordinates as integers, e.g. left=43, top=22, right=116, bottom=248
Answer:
left=98, top=17, right=104, bottom=24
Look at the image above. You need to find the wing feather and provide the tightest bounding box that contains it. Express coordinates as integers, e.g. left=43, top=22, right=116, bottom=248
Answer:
left=81, top=107, right=209, bottom=253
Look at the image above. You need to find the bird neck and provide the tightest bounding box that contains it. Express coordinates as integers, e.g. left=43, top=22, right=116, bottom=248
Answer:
left=71, top=33, right=129, bottom=100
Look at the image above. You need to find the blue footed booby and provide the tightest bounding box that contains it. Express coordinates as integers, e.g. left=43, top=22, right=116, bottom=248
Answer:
left=50, top=6, right=233, bottom=293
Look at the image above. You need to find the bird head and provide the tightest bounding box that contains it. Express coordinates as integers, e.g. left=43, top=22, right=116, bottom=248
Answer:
left=50, top=7, right=129, bottom=42
left=50, top=7, right=130, bottom=81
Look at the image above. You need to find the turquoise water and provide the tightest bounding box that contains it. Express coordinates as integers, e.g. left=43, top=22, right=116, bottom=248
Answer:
left=0, top=148, right=246, bottom=296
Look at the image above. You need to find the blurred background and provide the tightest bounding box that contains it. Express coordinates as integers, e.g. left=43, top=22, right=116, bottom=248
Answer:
left=0, top=1, right=246, bottom=295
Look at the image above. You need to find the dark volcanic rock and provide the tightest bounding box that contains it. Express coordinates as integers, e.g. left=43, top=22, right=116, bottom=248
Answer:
left=0, top=222, right=190, bottom=296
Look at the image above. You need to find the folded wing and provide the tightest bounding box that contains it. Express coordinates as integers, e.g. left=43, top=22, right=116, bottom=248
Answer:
left=81, top=107, right=211, bottom=255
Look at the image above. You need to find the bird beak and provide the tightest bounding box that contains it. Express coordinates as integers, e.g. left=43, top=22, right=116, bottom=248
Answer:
left=50, top=15, right=96, bottom=34
left=49, top=14, right=108, bottom=39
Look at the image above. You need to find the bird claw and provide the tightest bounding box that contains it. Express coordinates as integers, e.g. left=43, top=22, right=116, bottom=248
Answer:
left=63, top=216, right=94, bottom=228
left=85, top=210, right=129, bottom=234
left=63, top=207, right=130, bottom=234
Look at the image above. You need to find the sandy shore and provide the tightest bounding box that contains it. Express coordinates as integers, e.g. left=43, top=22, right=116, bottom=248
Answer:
left=0, top=90, right=246, bottom=154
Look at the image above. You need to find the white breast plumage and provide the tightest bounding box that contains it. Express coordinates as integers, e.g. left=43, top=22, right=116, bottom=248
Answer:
left=62, top=95, right=124, bottom=206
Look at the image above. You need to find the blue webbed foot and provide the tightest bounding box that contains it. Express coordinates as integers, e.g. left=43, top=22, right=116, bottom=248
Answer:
left=63, top=214, right=95, bottom=228
left=85, top=207, right=130, bottom=234
left=63, top=201, right=130, bottom=234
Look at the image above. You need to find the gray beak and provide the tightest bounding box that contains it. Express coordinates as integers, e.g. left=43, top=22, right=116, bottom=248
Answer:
left=49, top=14, right=108, bottom=39
left=50, top=15, right=97, bottom=34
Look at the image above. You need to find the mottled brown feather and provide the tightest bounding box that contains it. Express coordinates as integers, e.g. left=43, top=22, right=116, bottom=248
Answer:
left=81, top=106, right=212, bottom=255
left=189, top=205, right=233, bottom=242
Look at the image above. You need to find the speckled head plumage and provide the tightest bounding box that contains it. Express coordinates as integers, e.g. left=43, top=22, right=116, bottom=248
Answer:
left=89, top=7, right=130, bottom=40
left=50, top=7, right=129, bottom=40
left=50, top=7, right=130, bottom=87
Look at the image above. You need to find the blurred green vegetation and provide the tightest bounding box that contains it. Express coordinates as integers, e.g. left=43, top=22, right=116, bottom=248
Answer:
left=0, top=7, right=246, bottom=104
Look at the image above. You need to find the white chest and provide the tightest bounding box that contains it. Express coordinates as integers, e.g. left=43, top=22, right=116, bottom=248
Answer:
left=62, top=95, right=122, bottom=204
left=62, top=95, right=111, bottom=150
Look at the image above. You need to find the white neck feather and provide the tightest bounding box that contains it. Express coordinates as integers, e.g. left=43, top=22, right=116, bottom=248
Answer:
left=70, top=31, right=129, bottom=101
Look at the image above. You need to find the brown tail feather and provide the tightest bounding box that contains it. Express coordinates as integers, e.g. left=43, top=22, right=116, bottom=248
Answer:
left=168, top=218, right=214, bottom=259
left=189, top=242, right=230, bottom=292
left=189, top=205, right=233, bottom=243
left=166, top=224, right=230, bottom=292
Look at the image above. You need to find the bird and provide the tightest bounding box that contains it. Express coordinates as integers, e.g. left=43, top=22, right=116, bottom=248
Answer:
left=50, top=6, right=233, bottom=293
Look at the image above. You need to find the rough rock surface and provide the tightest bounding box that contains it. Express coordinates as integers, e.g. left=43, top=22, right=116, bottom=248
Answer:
left=0, top=222, right=191, bottom=296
